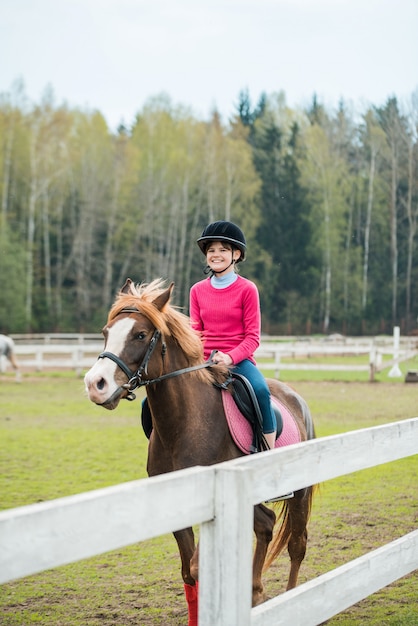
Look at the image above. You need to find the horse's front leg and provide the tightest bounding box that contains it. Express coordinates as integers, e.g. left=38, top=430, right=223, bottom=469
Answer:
left=173, top=527, right=199, bottom=626
left=252, top=504, right=276, bottom=606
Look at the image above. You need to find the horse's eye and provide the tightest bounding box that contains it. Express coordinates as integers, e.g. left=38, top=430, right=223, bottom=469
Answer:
left=135, top=332, right=146, bottom=341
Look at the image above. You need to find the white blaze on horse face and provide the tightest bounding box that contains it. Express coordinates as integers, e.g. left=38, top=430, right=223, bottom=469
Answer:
left=105, top=316, right=136, bottom=356
left=84, top=317, right=136, bottom=404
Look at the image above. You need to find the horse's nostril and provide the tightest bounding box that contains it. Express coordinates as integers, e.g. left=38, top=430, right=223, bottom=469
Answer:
left=97, top=378, right=106, bottom=391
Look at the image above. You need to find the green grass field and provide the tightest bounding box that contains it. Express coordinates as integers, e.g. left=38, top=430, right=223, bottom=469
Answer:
left=0, top=368, right=417, bottom=625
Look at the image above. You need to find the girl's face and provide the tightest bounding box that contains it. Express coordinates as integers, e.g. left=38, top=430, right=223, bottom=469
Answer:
left=205, top=241, right=241, bottom=275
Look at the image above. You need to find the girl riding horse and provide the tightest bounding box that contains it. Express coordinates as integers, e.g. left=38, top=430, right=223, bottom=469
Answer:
left=84, top=226, right=316, bottom=625
left=191, top=220, right=280, bottom=452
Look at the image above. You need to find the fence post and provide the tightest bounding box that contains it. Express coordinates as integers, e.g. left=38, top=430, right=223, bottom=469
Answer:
left=388, top=326, right=402, bottom=378
left=274, top=350, right=281, bottom=379
left=369, top=349, right=375, bottom=382
left=74, top=348, right=84, bottom=376
left=198, top=465, right=253, bottom=626
left=35, top=347, right=43, bottom=371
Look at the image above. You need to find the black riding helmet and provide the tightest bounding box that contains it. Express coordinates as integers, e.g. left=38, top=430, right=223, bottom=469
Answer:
left=197, top=221, right=247, bottom=262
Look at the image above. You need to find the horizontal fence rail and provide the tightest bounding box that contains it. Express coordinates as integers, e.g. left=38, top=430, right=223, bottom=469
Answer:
left=3, top=334, right=417, bottom=379
left=1, top=418, right=417, bottom=625
left=252, top=530, right=418, bottom=626
left=9, top=343, right=104, bottom=372
left=256, top=343, right=417, bottom=381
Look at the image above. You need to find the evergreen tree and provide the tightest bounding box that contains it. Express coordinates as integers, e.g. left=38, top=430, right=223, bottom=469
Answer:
left=244, top=97, right=316, bottom=332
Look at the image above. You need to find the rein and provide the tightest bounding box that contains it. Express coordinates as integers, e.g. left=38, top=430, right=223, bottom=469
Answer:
left=97, top=308, right=217, bottom=401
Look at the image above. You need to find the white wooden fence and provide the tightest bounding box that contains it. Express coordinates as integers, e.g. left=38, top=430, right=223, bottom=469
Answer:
left=6, top=334, right=418, bottom=380
left=9, top=342, right=103, bottom=374
left=256, top=347, right=418, bottom=381
left=256, top=335, right=418, bottom=381
left=1, top=418, right=417, bottom=625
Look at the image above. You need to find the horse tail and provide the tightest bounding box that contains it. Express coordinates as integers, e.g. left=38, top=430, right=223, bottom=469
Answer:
left=263, top=501, right=292, bottom=570
left=264, top=484, right=315, bottom=571
left=300, top=394, right=316, bottom=441
left=263, top=385, right=317, bottom=572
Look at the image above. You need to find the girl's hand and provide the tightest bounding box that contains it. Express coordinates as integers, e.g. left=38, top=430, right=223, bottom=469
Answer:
left=212, top=351, right=233, bottom=366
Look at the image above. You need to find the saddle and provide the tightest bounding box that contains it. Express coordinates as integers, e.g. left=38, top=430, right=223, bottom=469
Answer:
left=226, top=373, right=283, bottom=453
left=140, top=372, right=283, bottom=453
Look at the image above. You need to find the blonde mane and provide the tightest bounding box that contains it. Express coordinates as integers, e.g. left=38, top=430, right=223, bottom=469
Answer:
left=108, top=279, right=227, bottom=385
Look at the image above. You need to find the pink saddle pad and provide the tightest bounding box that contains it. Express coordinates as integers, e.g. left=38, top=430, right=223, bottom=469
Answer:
left=222, top=390, right=301, bottom=454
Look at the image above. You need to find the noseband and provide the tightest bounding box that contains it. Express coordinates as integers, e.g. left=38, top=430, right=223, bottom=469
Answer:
left=97, top=307, right=216, bottom=401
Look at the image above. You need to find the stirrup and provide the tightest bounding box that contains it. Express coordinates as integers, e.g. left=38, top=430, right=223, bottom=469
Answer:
left=265, top=492, right=294, bottom=503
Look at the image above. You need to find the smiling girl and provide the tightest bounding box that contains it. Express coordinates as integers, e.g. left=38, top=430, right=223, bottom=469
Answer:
left=190, top=220, right=278, bottom=450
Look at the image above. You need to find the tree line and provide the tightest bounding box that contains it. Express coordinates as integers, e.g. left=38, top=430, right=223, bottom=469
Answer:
left=0, top=80, right=417, bottom=335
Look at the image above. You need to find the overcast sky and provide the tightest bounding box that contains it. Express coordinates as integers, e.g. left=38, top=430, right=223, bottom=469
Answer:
left=1, top=0, right=417, bottom=131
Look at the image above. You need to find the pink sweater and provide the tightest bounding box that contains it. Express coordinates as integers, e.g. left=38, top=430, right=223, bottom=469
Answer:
left=189, top=275, right=260, bottom=364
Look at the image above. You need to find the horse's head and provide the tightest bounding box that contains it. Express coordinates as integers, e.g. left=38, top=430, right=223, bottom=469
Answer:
left=84, top=279, right=174, bottom=409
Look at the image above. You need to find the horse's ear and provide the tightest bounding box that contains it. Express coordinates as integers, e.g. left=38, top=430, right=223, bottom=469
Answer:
left=121, top=278, right=133, bottom=294
left=152, top=282, right=174, bottom=311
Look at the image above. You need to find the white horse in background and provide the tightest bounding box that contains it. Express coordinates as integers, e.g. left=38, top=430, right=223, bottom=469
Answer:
left=0, top=334, right=21, bottom=381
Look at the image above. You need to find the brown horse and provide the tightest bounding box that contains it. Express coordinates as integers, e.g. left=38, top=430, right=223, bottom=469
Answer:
left=84, top=279, right=316, bottom=625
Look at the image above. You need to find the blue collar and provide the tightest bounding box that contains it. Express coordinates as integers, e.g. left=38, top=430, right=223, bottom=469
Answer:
left=210, top=273, right=238, bottom=289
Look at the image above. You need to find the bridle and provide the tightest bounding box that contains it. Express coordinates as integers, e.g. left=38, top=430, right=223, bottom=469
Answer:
left=97, top=307, right=217, bottom=401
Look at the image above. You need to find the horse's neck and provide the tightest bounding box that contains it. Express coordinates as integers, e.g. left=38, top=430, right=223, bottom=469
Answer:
left=146, top=347, right=210, bottom=418
left=146, top=373, right=238, bottom=471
